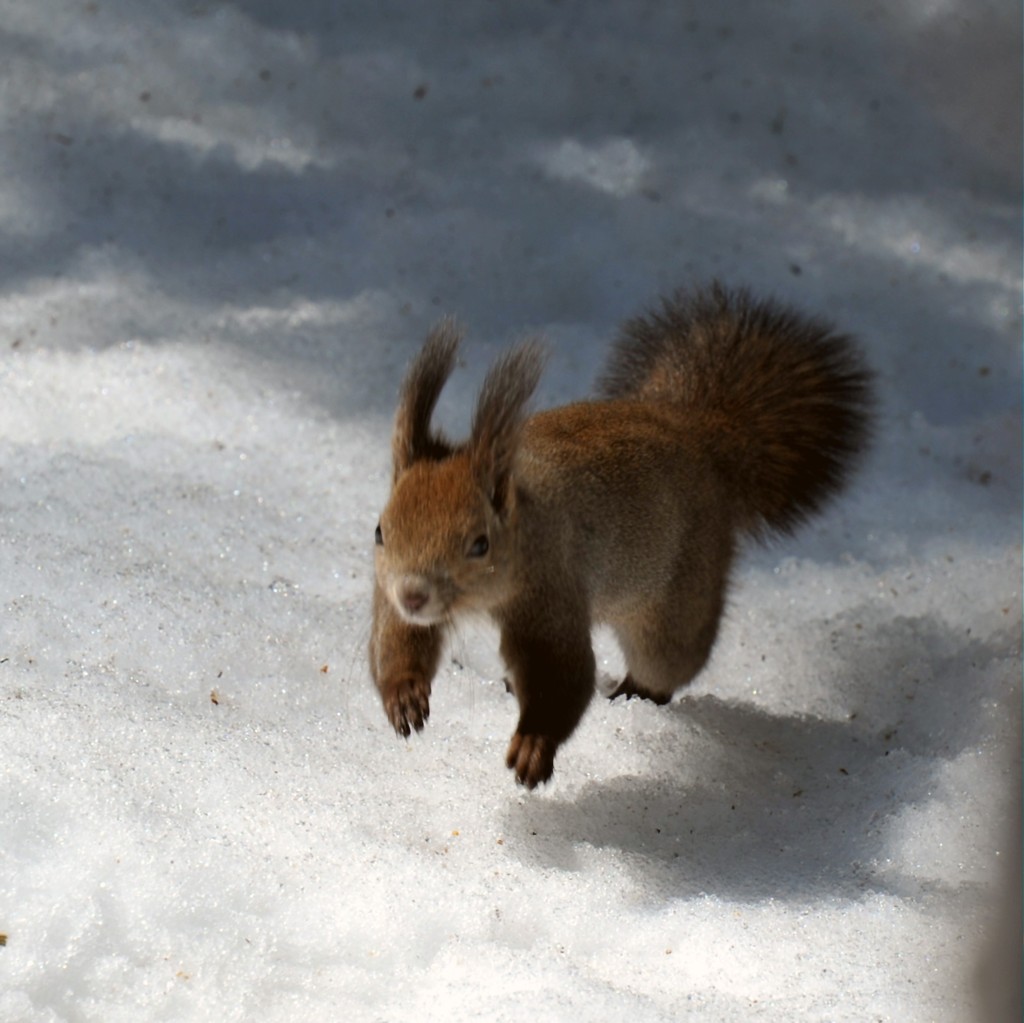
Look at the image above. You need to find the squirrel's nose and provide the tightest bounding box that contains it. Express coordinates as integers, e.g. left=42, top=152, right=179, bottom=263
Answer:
left=400, top=586, right=429, bottom=614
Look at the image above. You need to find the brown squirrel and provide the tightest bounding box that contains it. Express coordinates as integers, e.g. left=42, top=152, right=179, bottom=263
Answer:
left=369, top=283, right=872, bottom=788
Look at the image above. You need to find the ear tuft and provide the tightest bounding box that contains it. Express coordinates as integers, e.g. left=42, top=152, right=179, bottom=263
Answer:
left=392, top=318, right=462, bottom=478
left=470, top=338, right=547, bottom=509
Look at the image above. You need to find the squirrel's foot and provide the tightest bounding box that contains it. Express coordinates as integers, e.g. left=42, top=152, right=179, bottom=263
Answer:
left=608, top=673, right=672, bottom=706
left=382, top=675, right=431, bottom=737
left=505, top=731, right=556, bottom=789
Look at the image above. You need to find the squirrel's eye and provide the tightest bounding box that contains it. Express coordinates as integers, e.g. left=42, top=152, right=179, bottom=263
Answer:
left=374, top=523, right=383, bottom=546
left=467, top=534, right=489, bottom=558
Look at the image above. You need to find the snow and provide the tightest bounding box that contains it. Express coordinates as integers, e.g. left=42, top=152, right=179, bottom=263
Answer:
left=0, top=1, right=1020, bottom=1021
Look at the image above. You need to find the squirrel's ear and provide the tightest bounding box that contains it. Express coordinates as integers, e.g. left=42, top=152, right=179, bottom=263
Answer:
left=392, top=318, right=462, bottom=480
left=470, top=338, right=546, bottom=512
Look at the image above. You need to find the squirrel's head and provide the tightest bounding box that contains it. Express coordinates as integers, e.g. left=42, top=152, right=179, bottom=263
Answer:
left=375, top=452, right=517, bottom=624
left=374, top=320, right=545, bottom=626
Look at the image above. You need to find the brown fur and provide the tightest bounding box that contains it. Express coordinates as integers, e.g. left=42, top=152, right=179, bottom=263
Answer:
left=369, top=283, right=872, bottom=788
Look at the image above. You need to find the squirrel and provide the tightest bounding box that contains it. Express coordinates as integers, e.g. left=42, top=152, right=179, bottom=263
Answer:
left=369, top=283, right=872, bottom=789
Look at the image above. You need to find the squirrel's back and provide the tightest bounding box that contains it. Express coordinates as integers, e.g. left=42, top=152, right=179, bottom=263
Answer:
left=597, top=283, right=872, bottom=539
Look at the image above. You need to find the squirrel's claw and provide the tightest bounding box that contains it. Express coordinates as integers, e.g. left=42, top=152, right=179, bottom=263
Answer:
left=384, top=675, right=431, bottom=737
left=608, top=673, right=672, bottom=705
left=506, top=731, right=555, bottom=789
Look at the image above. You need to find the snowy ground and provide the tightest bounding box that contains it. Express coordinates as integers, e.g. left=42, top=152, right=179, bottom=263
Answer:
left=0, top=2, right=1020, bottom=1021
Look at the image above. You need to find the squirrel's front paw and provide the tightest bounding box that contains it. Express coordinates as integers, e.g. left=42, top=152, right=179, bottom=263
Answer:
left=382, top=675, right=431, bottom=737
left=505, top=731, right=556, bottom=789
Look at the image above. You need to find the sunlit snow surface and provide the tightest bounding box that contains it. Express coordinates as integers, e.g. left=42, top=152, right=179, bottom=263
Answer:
left=0, top=2, right=1020, bottom=1021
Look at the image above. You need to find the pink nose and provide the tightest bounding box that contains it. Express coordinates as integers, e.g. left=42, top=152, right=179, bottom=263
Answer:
left=401, top=587, right=428, bottom=613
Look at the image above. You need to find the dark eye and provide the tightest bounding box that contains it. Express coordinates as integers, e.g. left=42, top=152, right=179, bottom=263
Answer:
left=467, top=534, right=489, bottom=558
left=374, top=522, right=383, bottom=546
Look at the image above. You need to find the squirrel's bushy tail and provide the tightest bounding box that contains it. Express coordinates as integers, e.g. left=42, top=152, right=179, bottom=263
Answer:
left=598, top=283, right=873, bottom=539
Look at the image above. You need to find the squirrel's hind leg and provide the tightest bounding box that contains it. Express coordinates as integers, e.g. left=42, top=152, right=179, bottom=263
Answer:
left=609, top=575, right=728, bottom=704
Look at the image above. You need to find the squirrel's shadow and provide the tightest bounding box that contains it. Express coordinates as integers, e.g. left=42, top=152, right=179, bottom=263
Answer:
left=502, top=609, right=1018, bottom=904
